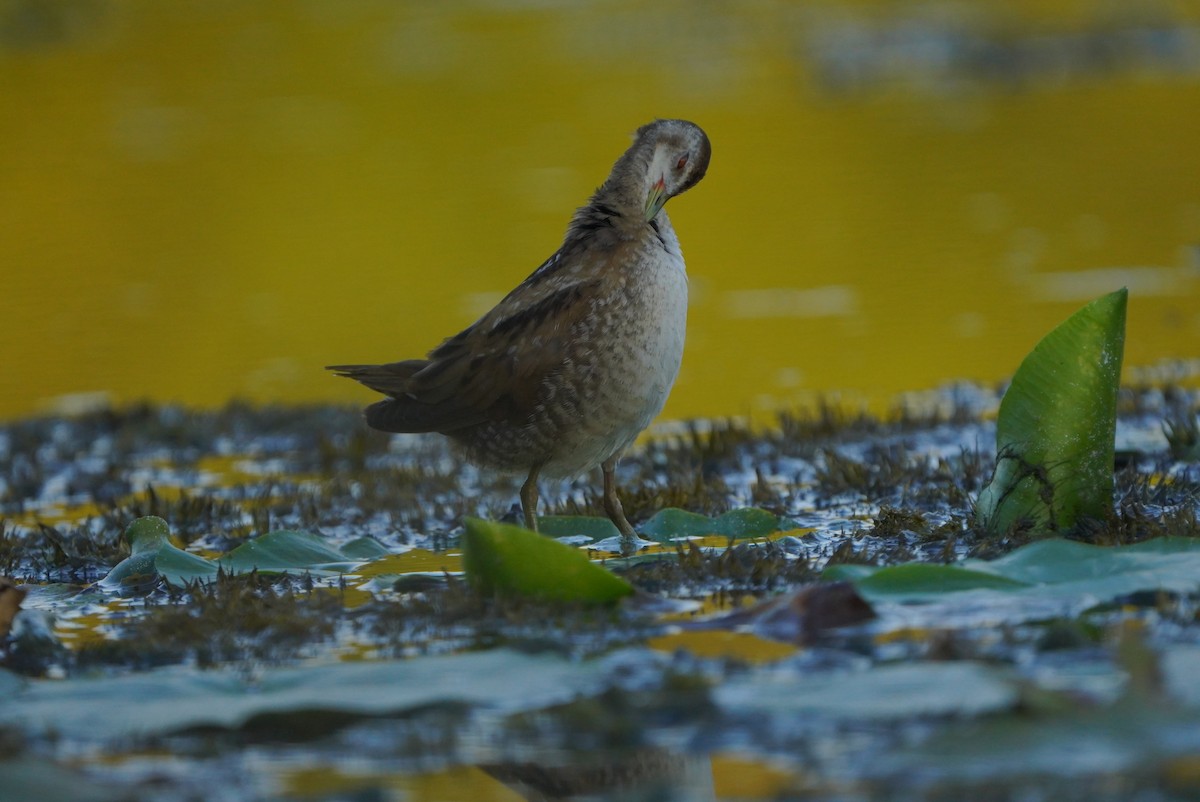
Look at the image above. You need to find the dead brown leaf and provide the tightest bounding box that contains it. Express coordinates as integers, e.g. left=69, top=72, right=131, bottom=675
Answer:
left=0, top=577, right=27, bottom=639
left=686, top=581, right=876, bottom=645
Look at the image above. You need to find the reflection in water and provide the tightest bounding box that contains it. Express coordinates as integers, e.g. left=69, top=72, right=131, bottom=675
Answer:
left=1027, top=265, right=1198, bottom=303
left=722, top=285, right=859, bottom=320
left=2, top=1, right=1199, bottom=421
left=804, top=10, right=1200, bottom=95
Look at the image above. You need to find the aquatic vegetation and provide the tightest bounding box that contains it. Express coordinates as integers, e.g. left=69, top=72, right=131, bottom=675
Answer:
left=977, top=290, right=1127, bottom=536
left=2, top=385, right=1200, bottom=800
left=462, top=518, right=633, bottom=605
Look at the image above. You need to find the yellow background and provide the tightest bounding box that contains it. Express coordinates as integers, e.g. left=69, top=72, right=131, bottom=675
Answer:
left=3, top=1, right=1199, bottom=422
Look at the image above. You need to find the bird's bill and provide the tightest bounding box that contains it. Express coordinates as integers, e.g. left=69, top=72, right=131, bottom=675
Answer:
left=644, top=176, right=667, bottom=221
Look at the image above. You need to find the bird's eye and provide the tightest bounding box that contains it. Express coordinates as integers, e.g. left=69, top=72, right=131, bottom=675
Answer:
left=675, top=154, right=689, bottom=170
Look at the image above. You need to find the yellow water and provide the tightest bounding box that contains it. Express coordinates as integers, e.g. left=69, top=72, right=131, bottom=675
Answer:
left=3, top=1, right=1199, bottom=422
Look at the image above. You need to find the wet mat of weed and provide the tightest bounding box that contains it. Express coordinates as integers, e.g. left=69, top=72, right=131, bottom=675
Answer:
left=3, top=390, right=1200, bottom=800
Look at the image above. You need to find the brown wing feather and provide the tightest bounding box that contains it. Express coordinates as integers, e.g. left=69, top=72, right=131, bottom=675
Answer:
left=327, top=360, right=485, bottom=432
left=413, top=279, right=599, bottom=419
left=328, top=274, right=602, bottom=434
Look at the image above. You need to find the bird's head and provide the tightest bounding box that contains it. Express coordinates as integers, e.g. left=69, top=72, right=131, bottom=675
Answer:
left=636, top=119, right=712, bottom=221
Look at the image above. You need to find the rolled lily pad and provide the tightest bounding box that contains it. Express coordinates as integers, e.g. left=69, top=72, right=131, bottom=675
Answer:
left=124, top=515, right=173, bottom=551
left=101, top=517, right=219, bottom=590
left=976, top=289, right=1127, bottom=536
left=641, top=507, right=791, bottom=543
left=461, top=518, right=633, bottom=604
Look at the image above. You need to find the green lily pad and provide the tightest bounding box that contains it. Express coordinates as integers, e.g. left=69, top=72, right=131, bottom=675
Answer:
left=219, top=530, right=360, bottom=574
left=536, top=515, right=622, bottom=541
left=339, top=536, right=392, bottom=560
left=825, top=536, right=1200, bottom=609
left=123, top=515, right=172, bottom=551
left=976, top=288, right=1127, bottom=536
left=103, top=517, right=218, bottom=590
left=717, top=660, right=1017, bottom=720
left=100, top=518, right=383, bottom=589
left=154, top=546, right=221, bottom=586
left=825, top=563, right=1030, bottom=594
left=461, top=518, right=633, bottom=604
left=641, top=507, right=790, bottom=543
left=0, top=649, right=614, bottom=741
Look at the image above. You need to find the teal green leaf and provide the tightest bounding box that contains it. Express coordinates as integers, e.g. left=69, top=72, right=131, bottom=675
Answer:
left=976, top=288, right=1127, bottom=536
left=717, top=661, right=1017, bottom=720
left=824, top=563, right=1029, bottom=594
left=123, top=515, right=172, bottom=552
left=103, top=516, right=218, bottom=590
left=0, top=649, right=614, bottom=741
left=339, top=536, right=392, bottom=559
left=462, top=518, right=633, bottom=604
left=100, top=551, right=160, bottom=592
left=641, top=507, right=789, bottom=543
left=102, top=519, right=382, bottom=589
left=154, top=546, right=220, bottom=585
left=825, top=536, right=1200, bottom=609
left=536, top=515, right=621, bottom=541
left=219, top=530, right=359, bottom=574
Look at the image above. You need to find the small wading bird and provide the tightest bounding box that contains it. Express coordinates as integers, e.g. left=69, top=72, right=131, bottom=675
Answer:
left=329, top=119, right=711, bottom=554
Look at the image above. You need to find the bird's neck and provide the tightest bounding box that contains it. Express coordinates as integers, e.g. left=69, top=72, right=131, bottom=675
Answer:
left=597, top=144, right=655, bottom=213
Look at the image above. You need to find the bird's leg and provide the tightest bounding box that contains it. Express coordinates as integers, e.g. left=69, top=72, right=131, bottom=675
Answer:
left=520, top=465, right=541, bottom=531
left=601, top=456, right=638, bottom=556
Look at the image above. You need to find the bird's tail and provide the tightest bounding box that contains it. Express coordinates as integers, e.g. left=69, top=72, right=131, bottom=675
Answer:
left=326, top=360, right=427, bottom=396
left=328, top=360, right=478, bottom=433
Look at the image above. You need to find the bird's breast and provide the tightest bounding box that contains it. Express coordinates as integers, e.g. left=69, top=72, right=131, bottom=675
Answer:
left=538, top=240, right=688, bottom=475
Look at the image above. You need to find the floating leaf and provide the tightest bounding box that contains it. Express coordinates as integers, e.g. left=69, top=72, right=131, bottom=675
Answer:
left=0, top=649, right=613, bottom=741
left=976, top=289, right=1127, bottom=536
left=537, top=515, right=621, bottom=541
left=154, top=546, right=220, bottom=586
left=102, top=517, right=212, bottom=591
left=641, top=507, right=790, bottom=543
left=220, top=530, right=359, bottom=574
left=824, top=563, right=1029, bottom=594
left=461, top=518, right=632, bottom=604
left=825, top=536, right=1200, bottom=611
left=717, top=661, right=1018, bottom=720
left=99, top=519, right=384, bottom=589
left=339, top=536, right=392, bottom=560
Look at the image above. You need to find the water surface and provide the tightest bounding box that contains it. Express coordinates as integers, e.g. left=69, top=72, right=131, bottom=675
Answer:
left=2, top=1, right=1199, bottom=420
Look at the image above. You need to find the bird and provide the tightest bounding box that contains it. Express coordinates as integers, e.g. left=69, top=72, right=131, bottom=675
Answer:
left=329, top=119, right=711, bottom=554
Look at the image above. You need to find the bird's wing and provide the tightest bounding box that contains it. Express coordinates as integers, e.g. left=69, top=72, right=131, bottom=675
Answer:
left=329, top=267, right=604, bottom=434
left=410, top=275, right=602, bottom=425
left=327, top=360, right=483, bottom=431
